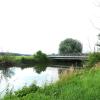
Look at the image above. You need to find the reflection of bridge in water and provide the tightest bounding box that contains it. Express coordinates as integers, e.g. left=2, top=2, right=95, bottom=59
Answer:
left=48, top=54, right=88, bottom=67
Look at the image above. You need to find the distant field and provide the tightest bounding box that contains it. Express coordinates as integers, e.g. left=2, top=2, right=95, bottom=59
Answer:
left=15, top=55, right=33, bottom=60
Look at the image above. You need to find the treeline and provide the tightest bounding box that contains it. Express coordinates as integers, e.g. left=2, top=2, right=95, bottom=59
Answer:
left=0, top=52, right=30, bottom=56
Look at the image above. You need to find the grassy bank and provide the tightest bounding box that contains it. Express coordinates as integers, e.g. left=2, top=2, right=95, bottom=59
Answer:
left=0, top=51, right=50, bottom=68
left=2, top=67, right=100, bottom=100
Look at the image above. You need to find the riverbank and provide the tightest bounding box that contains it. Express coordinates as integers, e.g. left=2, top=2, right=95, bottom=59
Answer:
left=2, top=66, right=100, bottom=100
left=0, top=51, right=50, bottom=68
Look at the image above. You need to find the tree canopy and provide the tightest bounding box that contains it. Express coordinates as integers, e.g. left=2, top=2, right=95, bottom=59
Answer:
left=33, top=51, right=49, bottom=63
left=59, top=38, right=82, bottom=55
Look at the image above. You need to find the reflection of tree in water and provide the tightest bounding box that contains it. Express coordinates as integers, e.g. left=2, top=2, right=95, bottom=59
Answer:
left=34, top=63, right=48, bottom=73
left=0, top=68, right=15, bottom=82
left=0, top=68, right=15, bottom=97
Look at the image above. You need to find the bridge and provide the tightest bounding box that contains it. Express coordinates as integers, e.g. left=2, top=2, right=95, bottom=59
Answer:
left=48, top=54, right=88, bottom=61
left=47, top=54, right=88, bottom=67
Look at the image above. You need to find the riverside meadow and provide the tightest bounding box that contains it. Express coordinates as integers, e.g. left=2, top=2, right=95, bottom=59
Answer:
left=0, top=51, right=100, bottom=100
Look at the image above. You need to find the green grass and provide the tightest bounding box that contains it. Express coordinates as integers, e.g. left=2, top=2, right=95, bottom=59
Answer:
left=0, top=55, right=34, bottom=67
left=15, top=56, right=33, bottom=60
left=2, top=67, right=100, bottom=100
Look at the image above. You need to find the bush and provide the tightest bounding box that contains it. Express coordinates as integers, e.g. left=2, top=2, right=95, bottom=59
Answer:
left=33, top=51, right=49, bottom=64
left=87, top=52, right=100, bottom=67
left=15, top=83, right=39, bottom=97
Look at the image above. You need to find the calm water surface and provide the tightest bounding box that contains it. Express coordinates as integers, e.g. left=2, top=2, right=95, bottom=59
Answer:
left=0, top=66, right=66, bottom=96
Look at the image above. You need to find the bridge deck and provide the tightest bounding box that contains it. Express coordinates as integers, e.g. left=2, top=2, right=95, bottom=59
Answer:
left=48, top=55, right=88, bottom=61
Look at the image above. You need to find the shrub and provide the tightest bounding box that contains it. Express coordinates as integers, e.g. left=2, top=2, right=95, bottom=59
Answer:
left=33, top=51, right=49, bottom=64
left=87, top=52, right=100, bottom=67
left=15, top=83, right=39, bottom=97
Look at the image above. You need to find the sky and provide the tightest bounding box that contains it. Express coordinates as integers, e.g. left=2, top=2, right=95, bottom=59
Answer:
left=0, top=0, right=100, bottom=54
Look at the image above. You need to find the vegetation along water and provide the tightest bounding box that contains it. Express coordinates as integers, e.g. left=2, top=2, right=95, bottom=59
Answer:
left=0, top=37, right=100, bottom=100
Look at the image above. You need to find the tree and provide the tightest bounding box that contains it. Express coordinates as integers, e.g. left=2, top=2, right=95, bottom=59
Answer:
left=33, top=51, right=49, bottom=63
left=59, top=38, right=82, bottom=55
left=33, top=51, right=49, bottom=73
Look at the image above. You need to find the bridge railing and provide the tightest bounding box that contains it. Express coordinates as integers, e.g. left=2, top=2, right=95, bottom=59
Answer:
left=48, top=53, right=88, bottom=56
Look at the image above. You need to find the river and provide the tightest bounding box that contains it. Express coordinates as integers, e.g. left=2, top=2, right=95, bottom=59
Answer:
left=0, top=66, right=68, bottom=97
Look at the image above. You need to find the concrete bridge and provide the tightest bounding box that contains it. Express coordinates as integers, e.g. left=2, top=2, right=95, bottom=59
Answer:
left=48, top=54, right=88, bottom=61
left=48, top=54, right=88, bottom=67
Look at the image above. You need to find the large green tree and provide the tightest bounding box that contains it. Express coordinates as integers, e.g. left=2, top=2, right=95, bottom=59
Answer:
left=59, top=38, right=82, bottom=55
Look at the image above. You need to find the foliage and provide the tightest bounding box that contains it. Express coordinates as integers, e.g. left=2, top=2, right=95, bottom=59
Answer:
left=33, top=51, right=49, bottom=73
left=0, top=54, right=16, bottom=67
left=0, top=55, right=16, bottom=63
left=34, top=63, right=47, bottom=73
left=87, top=52, right=100, bottom=67
left=33, top=51, right=49, bottom=64
left=0, top=51, right=49, bottom=73
left=20, top=57, right=35, bottom=65
left=0, top=51, right=49, bottom=68
left=2, top=67, right=100, bottom=100
left=59, top=38, right=82, bottom=55
left=14, top=83, right=39, bottom=97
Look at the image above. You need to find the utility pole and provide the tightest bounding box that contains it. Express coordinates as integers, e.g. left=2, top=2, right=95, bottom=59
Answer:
left=96, top=34, right=100, bottom=52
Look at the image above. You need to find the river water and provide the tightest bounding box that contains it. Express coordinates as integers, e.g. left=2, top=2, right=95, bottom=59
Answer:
left=0, top=66, right=67, bottom=96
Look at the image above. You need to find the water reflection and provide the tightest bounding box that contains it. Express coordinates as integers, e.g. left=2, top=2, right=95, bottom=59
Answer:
left=0, top=65, right=74, bottom=98
left=0, top=66, right=59, bottom=95
left=20, top=63, right=48, bottom=74
left=0, top=67, right=15, bottom=97
left=34, top=63, right=47, bottom=73
left=0, top=68, right=15, bottom=82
